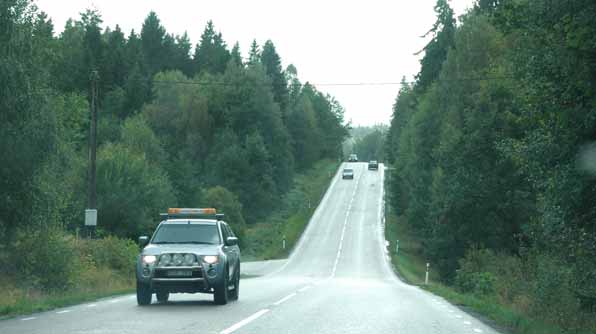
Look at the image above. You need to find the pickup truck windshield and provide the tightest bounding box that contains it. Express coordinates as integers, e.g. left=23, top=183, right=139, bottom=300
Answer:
left=152, top=224, right=220, bottom=245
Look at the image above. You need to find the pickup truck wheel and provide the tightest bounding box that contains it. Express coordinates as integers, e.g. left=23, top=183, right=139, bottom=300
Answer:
left=156, top=290, right=169, bottom=303
left=136, top=281, right=152, bottom=306
left=230, top=263, right=240, bottom=301
left=213, top=266, right=229, bottom=305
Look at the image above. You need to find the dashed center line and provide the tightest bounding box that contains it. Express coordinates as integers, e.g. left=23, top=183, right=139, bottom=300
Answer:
left=273, top=293, right=297, bottom=306
left=21, top=317, right=36, bottom=321
left=473, top=329, right=483, bottom=333
left=87, top=304, right=97, bottom=308
left=220, top=309, right=270, bottom=334
left=331, top=172, right=363, bottom=277
left=464, top=320, right=472, bottom=325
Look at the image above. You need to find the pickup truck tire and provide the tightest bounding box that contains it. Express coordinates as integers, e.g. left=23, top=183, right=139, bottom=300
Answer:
left=136, top=281, right=152, bottom=306
left=213, top=266, right=229, bottom=305
left=156, top=290, right=169, bottom=303
left=229, top=263, right=240, bottom=301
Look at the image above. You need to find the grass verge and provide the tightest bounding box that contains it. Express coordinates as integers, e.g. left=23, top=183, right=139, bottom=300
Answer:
left=243, top=159, right=340, bottom=261
left=384, top=212, right=569, bottom=334
left=0, top=275, right=133, bottom=319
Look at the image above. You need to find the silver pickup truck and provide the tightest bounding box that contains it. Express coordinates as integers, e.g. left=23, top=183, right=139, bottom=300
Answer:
left=136, top=208, right=240, bottom=305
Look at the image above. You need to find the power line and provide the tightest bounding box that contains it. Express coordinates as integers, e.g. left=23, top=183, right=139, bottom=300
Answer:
left=151, top=75, right=516, bottom=88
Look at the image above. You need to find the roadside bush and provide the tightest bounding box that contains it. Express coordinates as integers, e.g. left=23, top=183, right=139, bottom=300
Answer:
left=12, top=227, right=80, bottom=292
left=78, top=236, right=138, bottom=277
left=456, top=271, right=497, bottom=296
left=455, top=247, right=503, bottom=296
left=527, top=253, right=581, bottom=328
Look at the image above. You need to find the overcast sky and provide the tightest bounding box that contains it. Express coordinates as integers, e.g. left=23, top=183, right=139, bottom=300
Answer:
left=34, top=0, right=476, bottom=126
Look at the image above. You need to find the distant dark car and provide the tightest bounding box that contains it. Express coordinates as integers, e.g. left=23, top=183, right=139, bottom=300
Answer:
left=342, top=168, right=354, bottom=179
left=348, top=154, right=358, bottom=162
left=136, top=208, right=240, bottom=306
left=368, top=160, right=379, bottom=170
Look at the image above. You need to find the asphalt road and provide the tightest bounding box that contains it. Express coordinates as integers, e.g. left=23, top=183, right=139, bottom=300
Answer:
left=0, top=163, right=501, bottom=334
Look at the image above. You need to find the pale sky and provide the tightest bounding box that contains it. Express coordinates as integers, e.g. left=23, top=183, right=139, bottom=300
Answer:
left=34, top=0, right=476, bottom=126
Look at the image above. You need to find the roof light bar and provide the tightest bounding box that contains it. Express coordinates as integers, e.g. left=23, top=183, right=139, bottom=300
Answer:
left=167, top=208, right=217, bottom=215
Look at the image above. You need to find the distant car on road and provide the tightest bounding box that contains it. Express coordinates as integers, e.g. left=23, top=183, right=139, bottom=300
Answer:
left=348, top=154, right=358, bottom=162
left=368, top=160, right=379, bottom=170
left=136, top=208, right=240, bottom=306
left=342, top=168, right=354, bottom=179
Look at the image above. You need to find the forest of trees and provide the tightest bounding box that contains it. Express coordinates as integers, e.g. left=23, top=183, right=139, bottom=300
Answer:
left=386, top=0, right=596, bottom=329
left=348, top=125, right=387, bottom=162
left=0, top=0, right=348, bottom=276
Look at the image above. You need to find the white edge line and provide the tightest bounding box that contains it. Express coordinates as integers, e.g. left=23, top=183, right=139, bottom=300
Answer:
left=87, top=304, right=97, bottom=308
left=21, top=317, right=36, bottom=321
left=56, top=310, right=71, bottom=314
left=220, top=309, right=270, bottom=334
left=298, top=285, right=311, bottom=292
left=268, top=164, right=343, bottom=277
left=273, top=293, right=297, bottom=306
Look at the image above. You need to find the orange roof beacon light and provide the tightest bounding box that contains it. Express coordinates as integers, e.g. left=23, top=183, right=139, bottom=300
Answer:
left=167, top=208, right=217, bottom=216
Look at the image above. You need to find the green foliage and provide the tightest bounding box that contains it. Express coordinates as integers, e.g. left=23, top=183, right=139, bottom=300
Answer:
left=385, top=0, right=596, bottom=330
left=80, top=236, right=138, bottom=276
left=243, top=160, right=338, bottom=260
left=204, top=186, right=246, bottom=241
left=352, top=127, right=386, bottom=162
left=193, top=21, right=230, bottom=75
left=140, top=11, right=166, bottom=76
left=1, top=234, right=136, bottom=317
left=261, top=40, right=289, bottom=117
left=12, top=227, right=80, bottom=291
left=455, top=248, right=498, bottom=296
left=0, top=0, right=59, bottom=241
left=96, top=143, right=175, bottom=238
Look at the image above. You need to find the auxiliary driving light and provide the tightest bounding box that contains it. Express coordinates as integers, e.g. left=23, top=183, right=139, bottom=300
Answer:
left=173, top=253, right=184, bottom=266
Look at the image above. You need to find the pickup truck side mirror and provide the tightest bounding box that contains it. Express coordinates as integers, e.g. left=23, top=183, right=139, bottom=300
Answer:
left=225, top=237, right=238, bottom=246
left=138, top=236, right=149, bottom=247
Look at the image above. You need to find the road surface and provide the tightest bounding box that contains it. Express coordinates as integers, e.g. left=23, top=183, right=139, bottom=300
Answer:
left=0, top=163, right=500, bottom=334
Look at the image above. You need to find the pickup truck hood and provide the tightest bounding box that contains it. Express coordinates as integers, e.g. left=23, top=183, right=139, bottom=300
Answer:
left=142, top=243, right=220, bottom=256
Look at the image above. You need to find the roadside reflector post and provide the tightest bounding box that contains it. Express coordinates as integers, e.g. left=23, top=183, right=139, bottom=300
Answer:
left=395, top=240, right=399, bottom=255
left=282, top=235, right=286, bottom=250
left=425, top=263, right=430, bottom=285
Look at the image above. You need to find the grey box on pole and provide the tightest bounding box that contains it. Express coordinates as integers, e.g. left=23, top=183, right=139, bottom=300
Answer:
left=85, top=209, right=97, bottom=226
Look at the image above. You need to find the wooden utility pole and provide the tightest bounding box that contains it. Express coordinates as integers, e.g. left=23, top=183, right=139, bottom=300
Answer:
left=86, top=70, right=99, bottom=237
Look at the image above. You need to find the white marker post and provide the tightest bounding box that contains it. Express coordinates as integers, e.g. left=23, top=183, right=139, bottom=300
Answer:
left=425, top=263, right=430, bottom=285
left=395, top=240, right=399, bottom=255
left=282, top=235, right=286, bottom=250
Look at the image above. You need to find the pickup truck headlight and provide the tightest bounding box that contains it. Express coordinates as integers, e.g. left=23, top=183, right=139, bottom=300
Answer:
left=202, top=255, right=219, bottom=264
left=142, top=255, right=157, bottom=264
left=184, top=253, right=195, bottom=266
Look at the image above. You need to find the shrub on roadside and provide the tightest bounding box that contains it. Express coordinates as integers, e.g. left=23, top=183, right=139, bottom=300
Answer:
left=527, top=253, right=581, bottom=329
left=77, top=236, right=138, bottom=277
left=455, top=247, right=497, bottom=295
left=12, top=227, right=80, bottom=292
